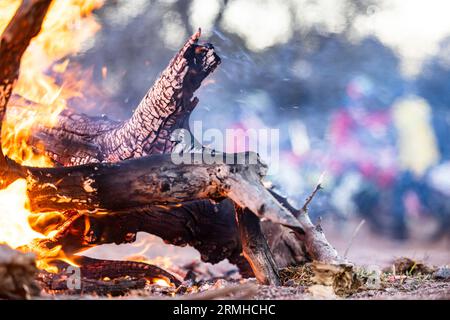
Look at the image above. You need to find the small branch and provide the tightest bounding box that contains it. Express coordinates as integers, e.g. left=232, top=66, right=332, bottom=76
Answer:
left=298, top=183, right=323, bottom=217
left=268, top=188, right=342, bottom=264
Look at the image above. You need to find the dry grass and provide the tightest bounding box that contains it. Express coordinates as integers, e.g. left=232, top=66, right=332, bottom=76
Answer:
left=280, top=264, right=315, bottom=287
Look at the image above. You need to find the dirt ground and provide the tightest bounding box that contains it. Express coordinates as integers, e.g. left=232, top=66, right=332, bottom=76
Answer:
left=324, top=218, right=450, bottom=267
left=81, top=217, right=450, bottom=300
left=85, top=216, right=450, bottom=271
left=250, top=280, right=450, bottom=300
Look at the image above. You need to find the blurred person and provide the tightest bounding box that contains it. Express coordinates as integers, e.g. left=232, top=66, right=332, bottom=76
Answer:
left=426, top=161, right=450, bottom=240
left=391, top=96, right=441, bottom=240
left=327, top=77, right=397, bottom=234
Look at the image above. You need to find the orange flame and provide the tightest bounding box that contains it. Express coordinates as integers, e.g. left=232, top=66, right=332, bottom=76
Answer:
left=2, top=0, right=104, bottom=166
left=126, top=254, right=177, bottom=287
left=0, top=0, right=104, bottom=271
left=0, top=180, right=44, bottom=248
left=152, top=278, right=172, bottom=287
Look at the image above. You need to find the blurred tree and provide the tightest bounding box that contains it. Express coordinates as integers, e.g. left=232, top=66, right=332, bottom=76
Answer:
left=75, top=0, right=402, bottom=139
left=416, top=37, right=450, bottom=159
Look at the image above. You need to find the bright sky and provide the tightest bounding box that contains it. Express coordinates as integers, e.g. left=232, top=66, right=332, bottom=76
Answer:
left=189, top=0, right=450, bottom=77
left=355, top=0, right=450, bottom=76
left=97, top=0, right=450, bottom=77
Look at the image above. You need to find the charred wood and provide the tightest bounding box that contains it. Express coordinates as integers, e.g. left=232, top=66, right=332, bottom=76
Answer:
left=23, top=153, right=301, bottom=229
left=36, top=270, right=148, bottom=296
left=236, top=207, right=281, bottom=285
left=32, top=29, right=220, bottom=166
left=0, top=4, right=344, bottom=288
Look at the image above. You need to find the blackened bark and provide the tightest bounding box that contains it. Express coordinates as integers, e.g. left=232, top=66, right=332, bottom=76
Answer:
left=0, top=3, right=343, bottom=286
left=236, top=208, right=281, bottom=285
left=24, top=153, right=301, bottom=229
left=34, top=30, right=220, bottom=166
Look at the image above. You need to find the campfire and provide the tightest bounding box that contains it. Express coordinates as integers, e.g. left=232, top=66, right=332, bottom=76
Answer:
left=0, top=0, right=344, bottom=298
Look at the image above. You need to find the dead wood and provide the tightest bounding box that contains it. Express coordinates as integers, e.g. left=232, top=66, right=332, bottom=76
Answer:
left=36, top=256, right=182, bottom=296
left=269, top=188, right=341, bottom=264
left=36, top=270, right=148, bottom=296
left=22, top=152, right=301, bottom=229
left=18, top=150, right=339, bottom=283
left=0, top=244, right=40, bottom=299
left=0, top=3, right=343, bottom=287
left=236, top=207, right=281, bottom=285
left=30, top=29, right=220, bottom=166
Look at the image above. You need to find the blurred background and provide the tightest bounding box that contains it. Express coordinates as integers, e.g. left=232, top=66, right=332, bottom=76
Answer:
left=73, top=0, right=449, bottom=266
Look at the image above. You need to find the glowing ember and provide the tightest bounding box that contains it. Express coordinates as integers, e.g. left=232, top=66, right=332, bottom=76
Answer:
left=126, top=252, right=177, bottom=287
left=0, top=0, right=104, bottom=270
left=152, top=278, right=172, bottom=287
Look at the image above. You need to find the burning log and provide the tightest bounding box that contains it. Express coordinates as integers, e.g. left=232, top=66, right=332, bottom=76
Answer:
left=0, top=0, right=343, bottom=291
left=37, top=271, right=148, bottom=297
left=19, top=153, right=300, bottom=285
left=18, top=151, right=340, bottom=284
left=35, top=256, right=182, bottom=296
left=71, top=256, right=181, bottom=286
left=23, top=153, right=300, bottom=229
left=28, top=199, right=243, bottom=266
left=30, top=29, right=220, bottom=166
left=0, top=0, right=52, bottom=188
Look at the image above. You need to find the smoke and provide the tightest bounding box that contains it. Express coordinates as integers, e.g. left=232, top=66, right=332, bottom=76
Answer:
left=73, top=0, right=449, bottom=230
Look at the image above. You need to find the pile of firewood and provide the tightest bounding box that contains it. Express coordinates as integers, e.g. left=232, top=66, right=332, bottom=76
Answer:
left=0, top=0, right=344, bottom=297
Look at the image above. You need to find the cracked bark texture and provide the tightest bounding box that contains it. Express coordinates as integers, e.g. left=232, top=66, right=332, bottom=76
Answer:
left=0, top=4, right=343, bottom=285
left=36, top=29, right=220, bottom=166
left=37, top=255, right=182, bottom=295
left=24, top=152, right=301, bottom=230
left=26, top=198, right=247, bottom=269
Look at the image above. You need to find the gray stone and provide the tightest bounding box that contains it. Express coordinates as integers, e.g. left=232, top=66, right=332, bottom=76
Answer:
left=434, top=266, right=450, bottom=280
